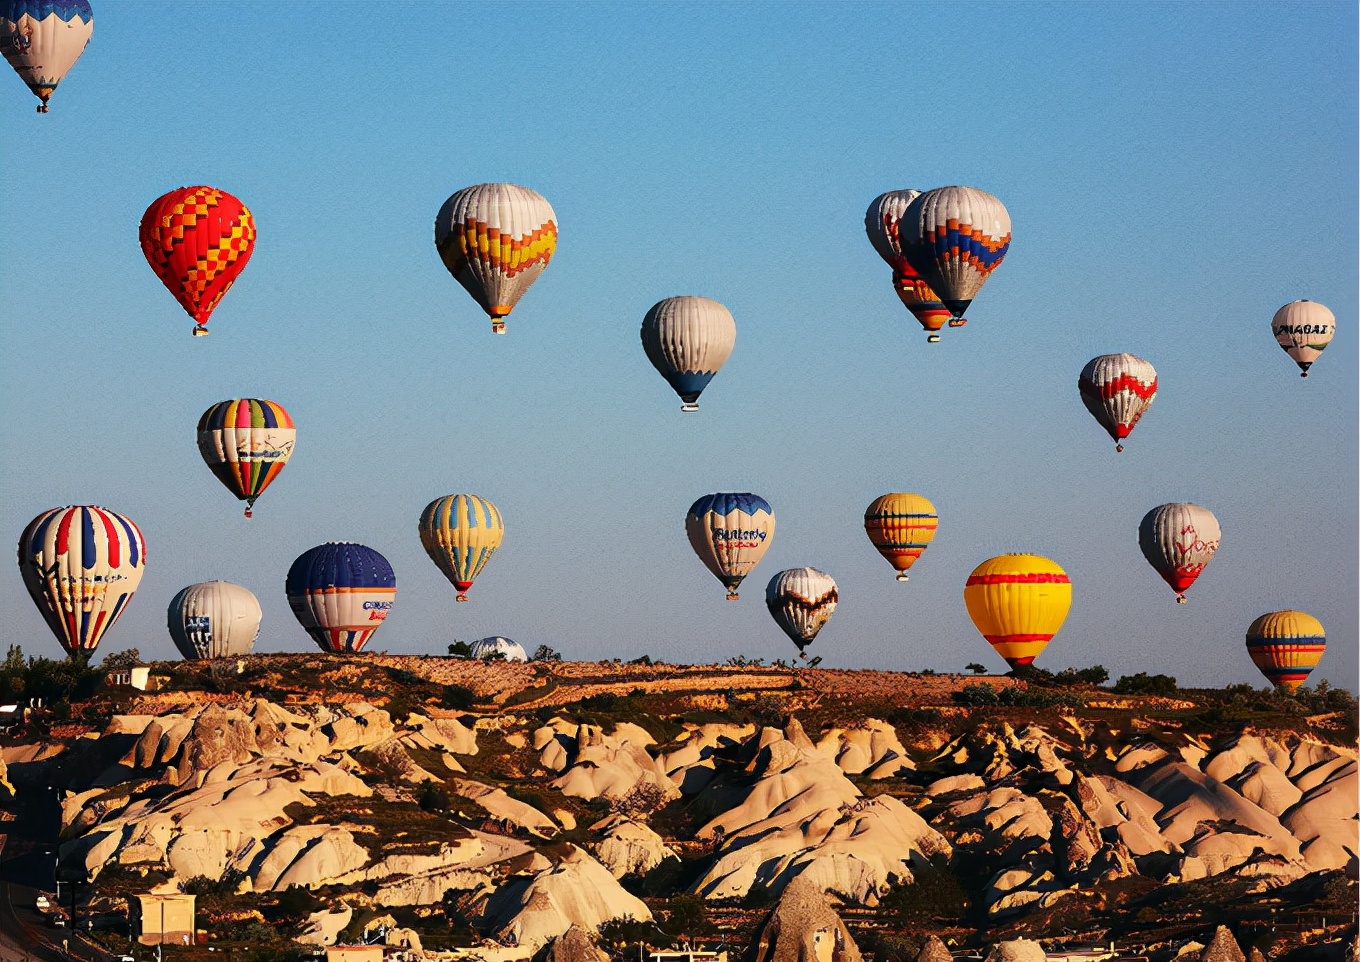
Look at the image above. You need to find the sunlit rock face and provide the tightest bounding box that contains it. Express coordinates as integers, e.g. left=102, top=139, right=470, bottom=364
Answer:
left=750, top=874, right=864, bottom=962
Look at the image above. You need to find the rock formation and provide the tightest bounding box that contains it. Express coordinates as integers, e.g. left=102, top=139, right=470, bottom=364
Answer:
left=749, top=874, right=863, bottom=962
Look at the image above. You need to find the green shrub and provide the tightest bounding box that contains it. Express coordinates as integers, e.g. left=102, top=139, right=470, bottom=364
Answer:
left=1112, top=672, right=1178, bottom=695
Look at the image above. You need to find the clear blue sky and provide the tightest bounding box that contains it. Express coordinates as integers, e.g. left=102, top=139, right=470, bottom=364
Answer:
left=1, top=2, right=1355, bottom=689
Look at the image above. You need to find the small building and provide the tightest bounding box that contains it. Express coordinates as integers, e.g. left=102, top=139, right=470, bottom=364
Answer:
left=107, top=666, right=151, bottom=690
left=327, top=946, right=385, bottom=962
left=137, top=891, right=195, bottom=946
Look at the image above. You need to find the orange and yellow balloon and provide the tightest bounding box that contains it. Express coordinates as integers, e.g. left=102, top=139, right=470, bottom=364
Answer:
left=864, top=493, right=937, bottom=581
left=1245, top=610, right=1325, bottom=693
left=963, top=554, right=1071, bottom=669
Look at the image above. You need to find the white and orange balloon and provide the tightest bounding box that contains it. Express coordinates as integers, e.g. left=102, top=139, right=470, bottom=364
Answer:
left=899, top=186, right=1011, bottom=322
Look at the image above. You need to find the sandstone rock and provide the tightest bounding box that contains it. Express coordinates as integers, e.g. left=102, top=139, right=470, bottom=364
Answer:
left=917, top=936, right=954, bottom=962
left=1199, top=926, right=1246, bottom=962
left=452, top=778, right=559, bottom=837
left=297, top=905, right=352, bottom=946
left=549, top=722, right=678, bottom=805
left=750, top=873, right=863, bottom=962
left=983, top=939, right=1046, bottom=962
left=589, top=816, right=676, bottom=878
left=535, top=924, right=610, bottom=962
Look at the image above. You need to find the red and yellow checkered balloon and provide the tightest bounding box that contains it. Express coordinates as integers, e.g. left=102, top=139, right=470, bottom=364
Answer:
left=140, top=186, right=256, bottom=335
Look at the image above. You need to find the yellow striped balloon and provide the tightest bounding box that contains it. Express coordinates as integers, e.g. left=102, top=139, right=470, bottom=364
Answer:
left=864, top=493, right=938, bottom=581
left=963, top=554, right=1071, bottom=669
left=1246, top=610, right=1326, bottom=694
left=419, top=494, right=504, bottom=602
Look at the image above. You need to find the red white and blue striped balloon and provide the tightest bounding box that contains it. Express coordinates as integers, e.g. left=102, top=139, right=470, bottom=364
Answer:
left=286, top=542, right=396, bottom=653
left=18, top=505, right=146, bottom=658
left=899, top=186, right=1011, bottom=320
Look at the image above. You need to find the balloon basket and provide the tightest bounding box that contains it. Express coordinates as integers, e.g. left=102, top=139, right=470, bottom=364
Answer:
left=926, top=334, right=941, bottom=344
left=491, top=321, right=507, bottom=335
left=948, top=317, right=967, bottom=327
left=244, top=509, right=253, bottom=519
left=1176, top=595, right=1188, bottom=604
left=680, top=403, right=699, bottom=413
left=192, top=327, right=209, bottom=337
left=456, top=594, right=469, bottom=602
left=1115, top=443, right=1124, bottom=453
left=1300, top=372, right=1308, bottom=378
left=895, top=573, right=909, bottom=582
left=725, top=591, right=740, bottom=601
left=37, top=104, right=49, bottom=114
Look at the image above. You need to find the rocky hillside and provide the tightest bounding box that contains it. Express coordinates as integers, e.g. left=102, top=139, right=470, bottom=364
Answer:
left=0, top=656, right=1355, bottom=961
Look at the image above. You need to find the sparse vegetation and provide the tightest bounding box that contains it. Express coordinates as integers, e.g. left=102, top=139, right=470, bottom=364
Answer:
left=1113, top=671, right=1178, bottom=695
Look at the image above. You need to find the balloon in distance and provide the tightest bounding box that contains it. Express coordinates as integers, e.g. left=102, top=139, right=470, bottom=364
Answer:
left=286, top=543, right=395, bottom=653
left=167, top=581, right=261, bottom=660
left=434, top=183, right=557, bottom=334
left=765, top=567, right=838, bottom=658
left=1245, top=610, right=1326, bottom=694
left=1138, top=502, right=1220, bottom=604
left=1271, top=300, right=1335, bottom=378
left=899, top=186, right=1011, bottom=321
left=686, top=493, right=775, bottom=601
left=18, top=505, right=145, bottom=659
left=640, top=296, right=737, bottom=412
left=418, top=494, right=503, bottom=603
left=865, top=191, right=954, bottom=341
left=197, top=399, right=295, bottom=518
left=469, top=636, right=528, bottom=662
left=1078, top=354, right=1157, bottom=453
left=140, top=186, right=256, bottom=336
left=864, top=493, right=938, bottom=582
left=963, top=553, right=1071, bottom=669
left=0, top=0, right=92, bottom=112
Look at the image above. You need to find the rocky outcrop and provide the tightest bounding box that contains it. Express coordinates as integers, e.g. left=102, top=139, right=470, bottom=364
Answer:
left=589, top=816, right=676, bottom=878
left=1199, top=926, right=1246, bottom=962
left=535, top=925, right=611, bottom=962
left=536, top=719, right=679, bottom=807
left=749, top=874, right=863, bottom=962
left=983, top=941, right=1046, bottom=962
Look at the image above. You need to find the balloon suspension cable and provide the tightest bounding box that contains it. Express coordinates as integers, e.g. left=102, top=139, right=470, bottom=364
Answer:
left=456, top=593, right=469, bottom=603
left=896, top=573, right=909, bottom=582
left=1176, top=595, right=1188, bottom=604
left=680, top=402, right=699, bottom=413
left=926, top=334, right=941, bottom=344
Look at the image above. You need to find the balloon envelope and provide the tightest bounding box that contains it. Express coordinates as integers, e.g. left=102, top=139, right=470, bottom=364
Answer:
left=18, top=504, right=145, bottom=658
left=167, top=581, right=261, bottom=660
left=1271, top=300, right=1335, bottom=377
left=286, top=543, right=395, bottom=653
left=470, top=636, right=528, bottom=662
left=419, top=494, right=504, bottom=602
left=640, top=296, right=736, bottom=411
left=1078, top=354, right=1157, bottom=452
left=865, top=190, right=953, bottom=341
left=686, top=493, right=775, bottom=600
left=197, top=398, right=295, bottom=517
left=765, top=567, right=837, bottom=655
left=140, top=186, right=256, bottom=334
left=1138, top=503, right=1220, bottom=603
left=434, top=183, right=557, bottom=334
left=1245, top=610, right=1325, bottom=693
left=864, top=493, right=938, bottom=581
left=900, top=186, right=1010, bottom=320
left=963, top=553, right=1071, bottom=668
left=0, top=0, right=92, bottom=112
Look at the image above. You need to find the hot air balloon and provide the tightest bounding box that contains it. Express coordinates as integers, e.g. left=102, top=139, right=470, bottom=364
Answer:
left=963, top=554, right=1071, bottom=669
left=286, top=543, right=395, bottom=653
left=1078, top=354, right=1157, bottom=452
left=17, top=505, right=145, bottom=659
left=418, top=494, right=503, bottom=602
left=167, top=581, right=261, bottom=660
left=1139, top=503, right=1220, bottom=603
left=640, top=296, right=737, bottom=411
left=1245, top=610, right=1326, bottom=693
left=197, top=398, right=295, bottom=517
left=1271, top=300, right=1335, bottom=377
left=765, top=567, right=837, bottom=658
left=865, top=191, right=955, bottom=341
left=686, top=493, right=775, bottom=600
left=1, top=0, right=92, bottom=112
left=469, top=636, right=528, bottom=662
left=140, top=186, right=256, bottom=335
left=864, top=493, right=938, bottom=581
left=434, top=183, right=557, bottom=334
left=899, top=186, right=1010, bottom=322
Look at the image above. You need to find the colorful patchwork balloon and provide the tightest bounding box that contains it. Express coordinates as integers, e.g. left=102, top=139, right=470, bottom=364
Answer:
left=1078, top=353, right=1158, bottom=452
left=167, top=581, right=261, bottom=660
left=286, top=542, right=395, bottom=653
left=197, top=398, right=295, bottom=517
left=1271, top=300, right=1335, bottom=378
left=865, top=190, right=955, bottom=341
left=1, top=0, right=92, bottom=112
left=640, top=296, right=737, bottom=411
left=686, top=493, right=775, bottom=600
left=1245, top=610, right=1326, bottom=693
left=18, top=504, right=145, bottom=658
left=899, top=186, right=1011, bottom=321
left=963, top=553, right=1071, bottom=669
left=864, top=493, right=938, bottom=581
left=435, top=183, right=557, bottom=334
left=1139, top=502, right=1220, bottom=603
left=419, top=494, right=504, bottom=602
left=766, top=567, right=838, bottom=658
left=140, top=186, right=256, bottom=335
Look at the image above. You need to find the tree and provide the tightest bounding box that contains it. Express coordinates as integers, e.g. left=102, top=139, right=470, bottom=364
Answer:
left=447, top=641, right=472, bottom=659
left=101, top=648, right=142, bottom=671
left=965, top=662, right=987, bottom=675
left=532, top=644, right=562, bottom=662
left=1113, top=671, right=1177, bottom=695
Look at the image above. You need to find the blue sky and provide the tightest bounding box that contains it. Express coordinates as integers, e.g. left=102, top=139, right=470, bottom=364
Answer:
left=1, top=2, right=1355, bottom=689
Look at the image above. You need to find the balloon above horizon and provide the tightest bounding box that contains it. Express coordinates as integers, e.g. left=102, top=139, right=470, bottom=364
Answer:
left=864, top=493, right=938, bottom=581
left=686, top=493, right=775, bottom=601
left=167, top=580, right=261, bottom=661
left=1245, top=610, right=1326, bottom=693
left=418, top=494, right=504, bottom=603
left=139, top=186, right=257, bottom=336
left=197, top=399, right=296, bottom=518
left=899, top=185, right=1011, bottom=321
left=0, top=0, right=92, bottom=113
left=1139, top=502, right=1221, bottom=604
left=1078, top=353, right=1158, bottom=453
left=765, top=566, right=838, bottom=658
left=963, top=553, right=1071, bottom=669
left=1271, top=300, right=1335, bottom=378
left=865, top=190, right=955, bottom=342
left=640, top=296, right=737, bottom=411
left=285, top=542, right=395, bottom=653
left=18, top=504, right=145, bottom=659
left=434, top=183, right=557, bottom=335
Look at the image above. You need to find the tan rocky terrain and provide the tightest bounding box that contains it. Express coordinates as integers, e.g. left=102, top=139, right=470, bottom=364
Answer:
left=0, top=655, right=1354, bottom=962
